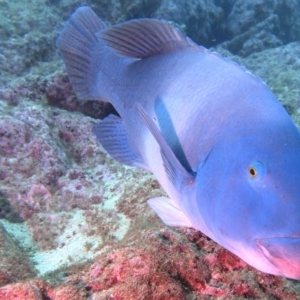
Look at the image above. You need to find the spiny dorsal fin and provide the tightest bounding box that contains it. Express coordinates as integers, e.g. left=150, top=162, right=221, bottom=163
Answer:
left=99, top=19, right=195, bottom=59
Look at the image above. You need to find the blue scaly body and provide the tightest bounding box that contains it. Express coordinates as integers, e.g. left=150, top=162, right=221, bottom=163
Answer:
left=57, top=7, right=300, bottom=279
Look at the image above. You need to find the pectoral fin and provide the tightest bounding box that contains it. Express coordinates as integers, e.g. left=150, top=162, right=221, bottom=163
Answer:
left=92, top=114, right=149, bottom=170
left=136, top=103, right=195, bottom=188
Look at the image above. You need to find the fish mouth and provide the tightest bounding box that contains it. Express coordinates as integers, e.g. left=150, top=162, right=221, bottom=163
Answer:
left=257, top=237, right=300, bottom=279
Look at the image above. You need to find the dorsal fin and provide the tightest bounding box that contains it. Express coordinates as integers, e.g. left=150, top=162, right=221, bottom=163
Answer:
left=98, top=19, right=195, bottom=59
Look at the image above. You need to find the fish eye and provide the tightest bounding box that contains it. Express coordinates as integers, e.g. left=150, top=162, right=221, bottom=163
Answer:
left=248, top=161, right=265, bottom=181
left=249, top=166, right=257, bottom=177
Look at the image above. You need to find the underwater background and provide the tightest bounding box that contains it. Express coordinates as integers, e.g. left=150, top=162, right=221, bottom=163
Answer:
left=0, top=0, right=300, bottom=299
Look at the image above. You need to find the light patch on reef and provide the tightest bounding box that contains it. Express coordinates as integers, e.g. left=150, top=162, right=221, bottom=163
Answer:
left=32, top=207, right=130, bottom=276
left=113, top=213, right=130, bottom=240
left=32, top=210, right=101, bottom=275
left=0, top=219, right=35, bottom=251
left=0, top=205, right=131, bottom=276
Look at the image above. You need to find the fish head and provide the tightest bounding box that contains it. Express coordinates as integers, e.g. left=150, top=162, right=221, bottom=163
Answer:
left=195, top=116, right=300, bottom=279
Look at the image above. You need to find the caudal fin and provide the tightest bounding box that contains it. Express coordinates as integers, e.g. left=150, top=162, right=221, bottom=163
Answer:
left=56, top=7, right=108, bottom=100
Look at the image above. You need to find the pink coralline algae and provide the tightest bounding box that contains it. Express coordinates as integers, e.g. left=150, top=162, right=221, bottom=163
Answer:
left=0, top=280, right=86, bottom=300
left=0, top=117, right=31, bottom=156
left=1, top=226, right=300, bottom=300
left=46, top=73, right=118, bottom=119
left=46, top=73, right=78, bottom=111
left=58, top=227, right=300, bottom=299
left=0, top=95, right=106, bottom=220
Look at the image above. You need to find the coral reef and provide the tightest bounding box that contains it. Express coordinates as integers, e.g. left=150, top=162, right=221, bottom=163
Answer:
left=1, top=227, right=300, bottom=299
left=0, top=0, right=300, bottom=299
left=1, top=0, right=300, bottom=90
left=235, top=42, right=300, bottom=115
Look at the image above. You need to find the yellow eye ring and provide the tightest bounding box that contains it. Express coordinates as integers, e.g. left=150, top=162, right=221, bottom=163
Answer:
left=248, top=161, right=265, bottom=181
left=249, top=166, right=257, bottom=178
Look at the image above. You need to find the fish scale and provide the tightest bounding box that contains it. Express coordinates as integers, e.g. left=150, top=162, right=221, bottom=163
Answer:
left=57, top=6, right=300, bottom=279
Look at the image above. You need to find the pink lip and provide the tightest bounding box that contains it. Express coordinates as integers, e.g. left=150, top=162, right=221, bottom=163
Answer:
left=257, top=237, right=300, bottom=279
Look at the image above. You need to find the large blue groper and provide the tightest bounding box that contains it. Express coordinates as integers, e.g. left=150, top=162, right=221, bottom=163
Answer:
left=57, top=6, right=300, bottom=279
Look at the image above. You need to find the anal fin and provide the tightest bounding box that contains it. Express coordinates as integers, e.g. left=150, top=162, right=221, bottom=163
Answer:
left=92, top=114, right=148, bottom=170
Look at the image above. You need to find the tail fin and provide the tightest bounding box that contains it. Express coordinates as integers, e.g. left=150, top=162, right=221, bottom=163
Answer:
left=56, top=7, right=109, bottom=100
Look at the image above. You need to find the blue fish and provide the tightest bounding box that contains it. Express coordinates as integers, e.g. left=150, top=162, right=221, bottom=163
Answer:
left=57, top=7, right=300, bottom=279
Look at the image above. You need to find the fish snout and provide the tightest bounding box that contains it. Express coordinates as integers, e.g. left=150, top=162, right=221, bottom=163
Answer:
left=257, top=237, right=300, bottom=279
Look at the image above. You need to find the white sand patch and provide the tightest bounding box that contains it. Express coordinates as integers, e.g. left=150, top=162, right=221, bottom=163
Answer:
left=0, top=205, right=131, bottom=276
left=32, top=210, right=102, bottom=275
left=0, top=219, right=35, bottom=251
left=113, top=213, right=130, bottom=240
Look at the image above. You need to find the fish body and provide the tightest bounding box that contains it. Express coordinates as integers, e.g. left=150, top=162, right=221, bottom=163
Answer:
left=57, top=7, right=300, bottom=279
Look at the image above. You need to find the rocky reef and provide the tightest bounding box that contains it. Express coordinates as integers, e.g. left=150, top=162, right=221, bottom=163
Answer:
left=1, top=0, right=300, bottom=299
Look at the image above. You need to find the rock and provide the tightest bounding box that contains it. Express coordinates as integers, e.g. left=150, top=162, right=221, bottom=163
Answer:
left=1, top=0, right=300, bottom=89
left=237, top=42, right=300, bottom=115
left=46, top=73, right=118, bottom=119
left=0, top=0, right=59, bottom=86
left=221, top=0, right=300, bottom=56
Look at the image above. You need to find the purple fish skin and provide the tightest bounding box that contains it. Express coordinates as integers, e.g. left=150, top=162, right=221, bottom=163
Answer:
left=57, top=6, right=300, bottom=279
